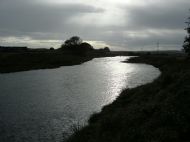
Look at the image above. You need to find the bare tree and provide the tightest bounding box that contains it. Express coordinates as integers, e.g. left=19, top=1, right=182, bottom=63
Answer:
left=183, top=10, right=190, bottom=56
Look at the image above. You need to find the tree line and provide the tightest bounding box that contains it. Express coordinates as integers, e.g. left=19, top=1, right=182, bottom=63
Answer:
left=59, top=36, right=110, bottom=55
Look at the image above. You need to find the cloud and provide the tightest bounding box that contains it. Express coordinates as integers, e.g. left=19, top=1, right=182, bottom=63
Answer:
left=0, top=0, right=189, bottom=50
left=101, top=0, right=190, bottom=50
left=0, top=0, right=103, bottom=33
left=125, top=0, right=190, bottom=30
left=0, top=36, right=62, bottom=48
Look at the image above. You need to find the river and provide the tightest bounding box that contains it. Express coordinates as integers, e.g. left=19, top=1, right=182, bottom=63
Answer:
left=0, top=56, right=160, bottom=142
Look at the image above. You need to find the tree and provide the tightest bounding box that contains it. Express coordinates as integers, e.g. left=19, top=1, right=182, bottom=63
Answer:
left=183, top=11, right=190, bottom=56
left=50, top=47, right=54, bottom=50
left=79, top=42, right=94, bottom=51
left=60, top=36, right=94, bottom=56
left=104, top=47, right=110, bottom=52
left=64, top=36, right=82, bottom=47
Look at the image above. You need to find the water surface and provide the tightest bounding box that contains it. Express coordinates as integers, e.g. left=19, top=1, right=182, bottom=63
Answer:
left=0, top=56, right=160, bottom=142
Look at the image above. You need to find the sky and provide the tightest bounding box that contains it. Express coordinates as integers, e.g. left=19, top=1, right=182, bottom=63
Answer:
left=0, top=0, right=189, bottom=50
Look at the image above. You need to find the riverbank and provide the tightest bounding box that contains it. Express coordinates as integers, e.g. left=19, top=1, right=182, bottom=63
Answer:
left=66, top=55, right=190, bottom=142
left=0, top=51, right=95, bottom=73
left=0, top=50, right=183, bottom=73
left=0, top=50, right=131, bottom=73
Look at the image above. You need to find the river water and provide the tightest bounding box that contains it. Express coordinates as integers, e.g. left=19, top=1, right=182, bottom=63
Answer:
left=0, top=56, right=160, bottom=142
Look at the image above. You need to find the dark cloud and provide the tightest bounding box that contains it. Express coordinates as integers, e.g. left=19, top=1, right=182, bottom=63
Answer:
left=0, top=0, right=103, bottom=33
left=125, top=1, right=190, bottom=30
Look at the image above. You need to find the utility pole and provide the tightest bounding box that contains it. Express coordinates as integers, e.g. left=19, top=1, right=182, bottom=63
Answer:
left=141, top=47, right=143, bottom=52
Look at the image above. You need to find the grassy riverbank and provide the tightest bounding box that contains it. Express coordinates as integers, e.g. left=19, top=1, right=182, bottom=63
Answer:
left=66, top=55, right=190, bottom=142
left=0, top=51, right=94, bottom=73
left=0, top=50, right=130, bottom=73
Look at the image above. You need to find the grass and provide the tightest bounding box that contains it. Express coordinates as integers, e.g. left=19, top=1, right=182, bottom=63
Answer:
left=66, top=55, right=190, bottom=142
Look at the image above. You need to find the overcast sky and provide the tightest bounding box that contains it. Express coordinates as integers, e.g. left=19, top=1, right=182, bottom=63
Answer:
left=0, top=0, right=189, bottom=50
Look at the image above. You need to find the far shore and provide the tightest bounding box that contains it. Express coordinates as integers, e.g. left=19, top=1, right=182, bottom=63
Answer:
left=0, top=50, right=129, bottom=73
left=0, top=49, right=183, bottom=73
